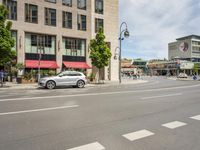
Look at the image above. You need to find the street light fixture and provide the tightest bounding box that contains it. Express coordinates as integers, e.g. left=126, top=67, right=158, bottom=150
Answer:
left=119, top=22, right=130, bottom=83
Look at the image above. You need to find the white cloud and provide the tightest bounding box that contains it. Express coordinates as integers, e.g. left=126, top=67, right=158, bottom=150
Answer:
left=120, top=0, right=200, bottom=60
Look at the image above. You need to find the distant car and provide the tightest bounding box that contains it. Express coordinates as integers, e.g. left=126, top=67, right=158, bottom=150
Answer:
left=178, top=73, right=188, bottom=78
left=39, top=71, right=87, bottom=89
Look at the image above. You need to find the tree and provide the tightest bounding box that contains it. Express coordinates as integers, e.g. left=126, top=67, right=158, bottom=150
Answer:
left=0, top=5, right=15, bottom=66
left=193, top=63, right=199, bottom=75
left=89, top=28, right=112, bottom=83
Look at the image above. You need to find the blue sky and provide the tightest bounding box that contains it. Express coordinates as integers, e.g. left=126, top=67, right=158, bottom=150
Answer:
left=119, top=0, right=200, bottom=60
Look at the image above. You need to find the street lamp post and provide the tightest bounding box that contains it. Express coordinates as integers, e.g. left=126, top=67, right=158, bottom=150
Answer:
left=37, top=35, right=45, bottom=83
left=119, top=22, right=130, bottom=83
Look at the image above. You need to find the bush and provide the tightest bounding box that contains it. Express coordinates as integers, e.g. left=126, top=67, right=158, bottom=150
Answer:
left=23, top=72, right=32, bottom=81
left=89, top=73, right=95, bottom=82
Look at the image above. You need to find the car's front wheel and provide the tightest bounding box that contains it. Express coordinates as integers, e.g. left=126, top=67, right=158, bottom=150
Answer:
left=46, top=81, right=56, bottom=89
left=77, top=80, right=85, bottom=88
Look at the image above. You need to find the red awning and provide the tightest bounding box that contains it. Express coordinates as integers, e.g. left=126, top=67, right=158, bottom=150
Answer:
left=25, top=60, right=59, bottom=69
left=63, top=61, right=91, bottom=69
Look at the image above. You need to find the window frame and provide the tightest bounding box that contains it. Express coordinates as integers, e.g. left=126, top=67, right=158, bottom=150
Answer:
left=95, top=0, right=104, bottom=14
left=62, top=0, right=72, bottom=7
left=45, top=7, right=57, bottom=26
left=62, top=11, right=72, bottom=29
left=95, top=18, right=104, bottom=33
left=3, top=0, right=17, bottom=20
left=25, top=32, right=56, bottom=55
left=77, top=0, right=87, bottom=10
left=77, top=14, right=87, bottom=31
left=63, top=37, right=86, bottom=57
left=45, top=0, right=57, bottom=3
left=25, top=3, right=38, bottom=24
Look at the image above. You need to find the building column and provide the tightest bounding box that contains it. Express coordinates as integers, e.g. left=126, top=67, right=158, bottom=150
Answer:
left=17, top=30, right=25, bottom=65
left=56, top=34, right=62, bottom=73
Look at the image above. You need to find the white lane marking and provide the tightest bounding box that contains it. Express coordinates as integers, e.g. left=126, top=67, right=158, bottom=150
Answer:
left=0, top=105, right=79, bottom=116
left=0, top=84, right=200, bottom=102
left=141, top=93, right=182, bottom=100
left=122, top=129, right=154, bottom=141
left=66, top=142, right=105, bottom=150
left=162, top=121, right=187, bottom=129
left=190, top=115, right=200, bottom=120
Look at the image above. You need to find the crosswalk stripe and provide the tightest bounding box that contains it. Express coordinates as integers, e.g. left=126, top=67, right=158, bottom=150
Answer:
left=190, top=115, right=200, bottom=120
left=162, top=121, right=187, bottom=129
left=122, top=129, right=155, bottom=141
left=66, top=142, right=105, bottom=150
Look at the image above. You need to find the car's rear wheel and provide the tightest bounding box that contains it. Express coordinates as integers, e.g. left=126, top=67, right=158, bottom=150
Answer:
left=77, top=80, right=85, bottom=88
left=46, top=81, right=56, bottom=89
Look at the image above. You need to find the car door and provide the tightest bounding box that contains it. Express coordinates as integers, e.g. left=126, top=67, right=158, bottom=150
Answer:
left=57, top=73, right=72, bottom=85
left=69, top=73, right=81, bottom=85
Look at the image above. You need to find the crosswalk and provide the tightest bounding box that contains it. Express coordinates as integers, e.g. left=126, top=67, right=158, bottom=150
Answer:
left=66, top=114, right=200, bottom=150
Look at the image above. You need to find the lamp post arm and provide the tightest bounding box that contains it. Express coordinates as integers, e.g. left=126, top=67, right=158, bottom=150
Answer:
left=119, top=29, right=128, bottom=40
left=120, top=22, right=128, bottom=33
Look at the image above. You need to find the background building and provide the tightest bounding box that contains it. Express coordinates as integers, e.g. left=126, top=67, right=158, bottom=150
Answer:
left=168, top=35, right=200, bottom=75
left=168, top=35, right=200, bottom=62
left=0, top=0, right=119, bottom=81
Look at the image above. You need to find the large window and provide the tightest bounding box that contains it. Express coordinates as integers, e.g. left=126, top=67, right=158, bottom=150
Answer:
left=3, top=0, right=17, bottom=20
left=45, top=8, right=56, bottom=26
left=77, top=14, right=86, bottom=31
left=45, top=0, right=56, bottom=3
left=95, top=18, right=104, bottom=33
left=25, top=33, right=56, bottom=55
left=11, top=31, right=17, bottom=51
left=77, top=0, right=86, bottom=10
left=63, top=11, right=72, bottom=29
left=62, top=37, right=86, bottom=57
left=62, top=0, right=72, bottom=7
left=95, top=0, right=103, bottom=14
left=25, top=4, right=38, bottom=23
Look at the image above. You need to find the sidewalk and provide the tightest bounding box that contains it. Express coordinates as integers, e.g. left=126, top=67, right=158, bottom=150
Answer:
left=0, top=79, right=148, bottom=90
left=167, top=76, right=199, bottom=81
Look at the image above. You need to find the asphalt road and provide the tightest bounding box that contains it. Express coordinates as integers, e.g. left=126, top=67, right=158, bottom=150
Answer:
left=0, top=77, right=200, bottom=150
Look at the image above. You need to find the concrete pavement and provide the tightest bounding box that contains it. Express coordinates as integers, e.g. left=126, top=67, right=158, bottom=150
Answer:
left=0, top=77, right=200, bottom=150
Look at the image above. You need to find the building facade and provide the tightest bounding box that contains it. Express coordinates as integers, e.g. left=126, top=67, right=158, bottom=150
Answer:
left=168, top=35, right=200, bottom=62
left=1, top=0, right=119, bottom=81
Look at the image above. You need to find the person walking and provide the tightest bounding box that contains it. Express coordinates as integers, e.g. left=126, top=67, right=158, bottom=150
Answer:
left=0, top=70, right=4, bottom=87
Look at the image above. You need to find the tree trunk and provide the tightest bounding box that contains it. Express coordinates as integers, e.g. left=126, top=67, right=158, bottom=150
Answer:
left=98, top=68, right=100, bottom=83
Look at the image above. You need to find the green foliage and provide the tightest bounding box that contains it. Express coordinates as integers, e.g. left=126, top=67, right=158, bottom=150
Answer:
left=15, top=63, right=25, bottom=70
left=0, top=5, right=15, bottom=66
left=193, top=63, right=199, bottom=74
left=89, top=28, right=112, bottom=69
left=23, top=72, right=33, bottom=81
left=48, top=70, right=56, bottom=76
left=88, top=73, right=95, bottom=82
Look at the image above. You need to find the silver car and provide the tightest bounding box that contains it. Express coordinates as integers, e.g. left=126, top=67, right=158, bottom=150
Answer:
left=39, top=71, right=87, bottom=89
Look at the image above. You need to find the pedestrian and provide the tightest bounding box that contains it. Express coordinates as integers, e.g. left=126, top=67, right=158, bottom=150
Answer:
left=0, top=69, right=4, bottom=87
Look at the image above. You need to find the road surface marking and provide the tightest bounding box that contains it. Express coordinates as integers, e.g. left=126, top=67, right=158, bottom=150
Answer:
left=66, top=142, right=105, bottom=150
left=122, top=129, right=154, bottom=141
left=141, top=93, right=182, bottom=100
left=190, top=115, right=200, bottom=120
left=0, top=84, right=200, bottom=102
left=0, top=105, right=79, bottom=116
left=162, top=121, right=187, bottom=129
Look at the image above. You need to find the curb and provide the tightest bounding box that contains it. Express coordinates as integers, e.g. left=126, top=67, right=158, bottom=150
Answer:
left=0, top=80, right=148, bottom=90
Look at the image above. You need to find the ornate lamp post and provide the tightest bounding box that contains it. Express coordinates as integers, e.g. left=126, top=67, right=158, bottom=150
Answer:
left=119, top=22, right=130, bottom=83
